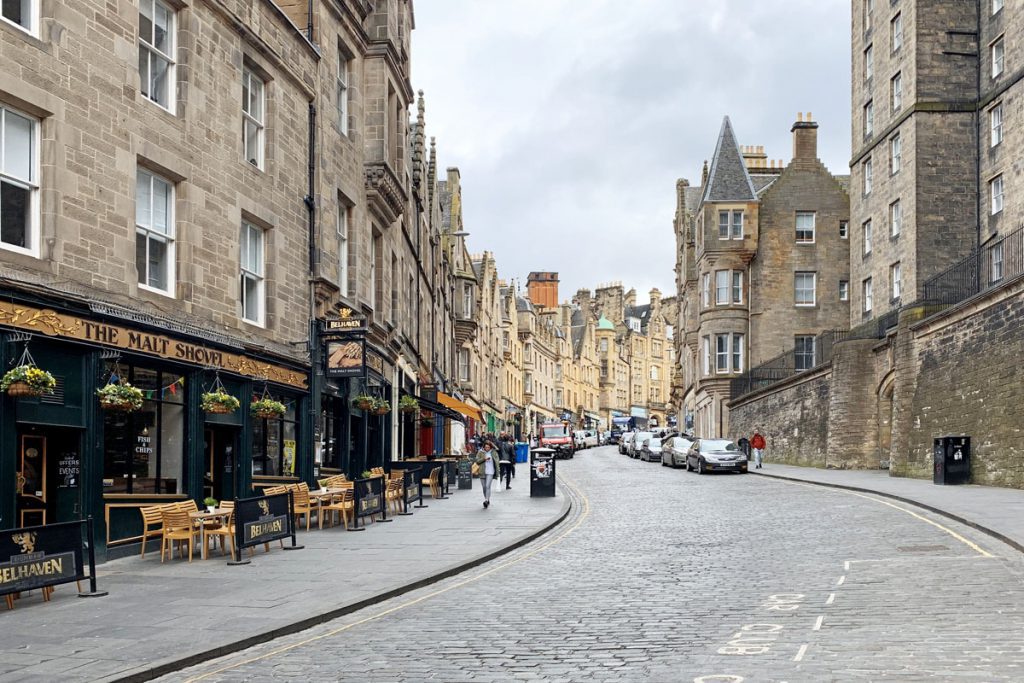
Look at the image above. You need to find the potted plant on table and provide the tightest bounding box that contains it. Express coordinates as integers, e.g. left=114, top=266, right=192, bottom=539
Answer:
left=353, top=393, right=374, bottom=411
left=251, top=397, right=286, bottom=420
left=398, top=395, right=419, bottom=413
left=202, top=497, right=219, bottom=513
left=201, top=390, right=240, bottom=415
left=96, top=381, right=145, bottom=412
left=2, top=364, right=57, bottom=398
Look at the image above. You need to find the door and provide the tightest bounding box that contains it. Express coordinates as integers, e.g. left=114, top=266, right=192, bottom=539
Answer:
left=204, top=426, right=239, bottom=503
left=16, top=427, right=83, bottom=527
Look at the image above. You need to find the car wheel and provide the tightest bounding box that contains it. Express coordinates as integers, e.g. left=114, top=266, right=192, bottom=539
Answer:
left=697, top=460, right=706, bottom=474
left=661, top=457, right=667, bottom=467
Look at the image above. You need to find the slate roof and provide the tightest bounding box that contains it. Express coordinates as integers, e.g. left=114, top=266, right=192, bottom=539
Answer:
left=625, top=303, right=652, bottom=325
left=752, top=175, right=778, bottom=195
left=570, top=309, right=585, bottom=355
left=702, top=117, right=758, bottom=204
left=438, top=181, right=452, bottom=231
left=684, top=186, right=703, bottom=212
left=516, top=296, right=534, bottom=312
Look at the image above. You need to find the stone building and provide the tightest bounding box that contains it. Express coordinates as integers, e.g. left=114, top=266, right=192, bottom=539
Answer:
left=517, top=295, right=560, bottom=432
left=673, top=115, right=850, bottom=438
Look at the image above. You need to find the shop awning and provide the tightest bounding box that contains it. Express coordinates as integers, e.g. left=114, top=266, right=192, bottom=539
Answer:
left=438, top=392, right=483, bottom=422
left=413, top=394, right=463, bottom=423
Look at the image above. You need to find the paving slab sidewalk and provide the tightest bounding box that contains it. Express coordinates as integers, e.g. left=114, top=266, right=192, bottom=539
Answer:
left=754, top=463, right=1024, bottom=552
left=0, top=477, right=568, bottom=683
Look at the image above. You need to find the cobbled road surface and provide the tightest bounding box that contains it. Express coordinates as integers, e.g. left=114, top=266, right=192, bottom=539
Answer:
left=162, top=446, right=1024, bottom=682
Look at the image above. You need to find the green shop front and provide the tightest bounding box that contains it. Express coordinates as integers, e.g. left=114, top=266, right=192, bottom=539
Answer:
left=0, top=298, right=310, bottom=559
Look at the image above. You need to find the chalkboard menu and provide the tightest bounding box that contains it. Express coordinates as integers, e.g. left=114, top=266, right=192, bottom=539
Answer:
left=457, top=458, right=473, bottom=489
left=58, top=452, right=80, bottom=488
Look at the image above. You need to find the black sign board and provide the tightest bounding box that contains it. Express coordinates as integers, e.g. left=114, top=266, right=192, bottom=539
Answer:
left=58, top=452, right=80, bottom=488
left=401, top=469, right=420, bottom=510
left=0, top=519, right=105, bottom=600
left=352, top=477, right=385, bottom=529
left=234, top=492, right=293, bottom=552
left=530, top=449, right=557, bottom=498
left=325, top=339, right=365, bottom=378
left=457, top=458, right=473, bottom=489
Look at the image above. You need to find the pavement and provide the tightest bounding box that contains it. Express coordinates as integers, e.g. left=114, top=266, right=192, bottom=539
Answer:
left=0, top=472, right=568, bottom=683
left=752, top=463, right=1024, bottom=553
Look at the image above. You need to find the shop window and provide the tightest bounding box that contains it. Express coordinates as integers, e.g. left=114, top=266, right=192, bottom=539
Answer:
left=102, top=364, right=185, bottom=494
left=253, top=401, right=298, bottom=477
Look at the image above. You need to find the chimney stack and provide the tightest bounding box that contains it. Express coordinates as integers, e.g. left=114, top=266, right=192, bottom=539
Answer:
left=791, top=111, right=819, bottom=161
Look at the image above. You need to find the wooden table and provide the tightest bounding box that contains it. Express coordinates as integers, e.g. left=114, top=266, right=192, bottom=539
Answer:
left=189, top=509, right=232, bottom=559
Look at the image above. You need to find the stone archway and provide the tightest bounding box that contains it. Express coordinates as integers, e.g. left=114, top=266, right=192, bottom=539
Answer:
left=877, top=371, right=895, bottom=469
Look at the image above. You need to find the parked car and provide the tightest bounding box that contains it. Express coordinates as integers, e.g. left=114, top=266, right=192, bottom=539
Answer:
left=639, top=437, right=663, bottom=462
left=686, top=439, right=748, bottom=474
left=619, top=432, right=635, bottom=455
left=608, top=429, right=623, bottom=445
left=628, top=431, right=654, bottom=458
left=661, top=436, right=695, bottom=468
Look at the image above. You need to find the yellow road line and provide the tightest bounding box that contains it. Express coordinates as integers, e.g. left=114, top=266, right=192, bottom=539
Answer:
left=787, top=481, right=994, bottom=558
left=183, top=477, right=591, bottom=683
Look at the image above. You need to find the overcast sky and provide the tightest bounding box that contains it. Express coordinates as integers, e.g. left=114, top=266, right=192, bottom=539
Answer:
left=411, top=1, right=851, bottom=305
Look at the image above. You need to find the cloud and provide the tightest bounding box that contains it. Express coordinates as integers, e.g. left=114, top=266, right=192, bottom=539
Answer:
left=412, top=0, right=851, bottom=305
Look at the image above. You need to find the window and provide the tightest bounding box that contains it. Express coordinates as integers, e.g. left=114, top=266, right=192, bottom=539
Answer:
left=863, top=219, right=873, bottom=255
left=890, top=200, right=902, bottom=237
left=864, top=44, right=873, bottom=81
left=253, top=401, right=298, bottom=477
left=991, top=174, right=1004, bottom=215
left=864, top=101, right=874, bottom=138
left=794, top=336, right=816, bottom=371
left=702, top=336, right=710, bottom=376
left=702, top=273, right=710, bottom=308
left=840, top=220, right=849, bottom=239
left=240, top=221, right=265, bottom=325
left=864, top=0, right=873, bottom=28
left=600, top=338, right=608, bottom=353
left=718, top=210, right=742, bottom=240
left=462, top=282, right=473, bottom=317
left=732, top=334, right=744, bottom=373
left=731, top=210, right=743, bottom=239
left=650, top=365, right=658, bottom=381
left=991, top=241, right=1004, bottom=283
left=891, top=13, right=902, bottom=52
left=732, top=271, right=743, bottom=304
left=795, top=272, right=817, bottom=306
left=1, top=0, right=35, bottom=33
left=863, top=277, right=873, bottom=314
left=993, top=0, right=1004, bottom=14
left=138, top=0, right=175, bottom=110
left=890, top=262, right=902, bottom=300
left=718, top=211, right=729, bottom=239
left=715, top=270, right=729, bottom=305
left=242, top=68, right=265, bottom=168
left=370, top=233, right=380, bottom=309
left=863, top=157, right=872, bottom=194
left=336, top=49, right=350, bottom=135
left=795, top=212, right=815, bottom=243
left=458, top=349, right=470, bottom=382
left=890, top=134, right=901, bottom=174
left=0, top=105, right=38, bottom=255
left=839, top=280, right=849, bottom=301
left=891, top=72, right=902, bottom=112
left=390, top=253, right=398, bottom=324
left=715, top=334, right=729, bottom=373
left=337, top=203, right=349, bottom=297
left=991, top=103, right=1004, bottom=147
left=136, top=168, right=175, bottom=293
left=992, top=37, right=1005, bottom=78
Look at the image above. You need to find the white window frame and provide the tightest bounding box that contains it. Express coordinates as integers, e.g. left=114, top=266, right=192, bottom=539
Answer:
left=864, top=100, right=874, bottom=138
left=891, top=13, right=902, bottom=52
left=863, top=277, right=873, bottom=314
left=701, top=273, right=710, bottom=308
left=138, top=0, right=176, bottom=112
left=890, top=200, right=902, bottom=237
left=458, top=349, right=470, bottom=382
left=794, top=272, right=817, bottom=307
left=462, top=282, right=473, bottom=317
left=795, top=211, right=816, bottom=244
left=337, top=203, right=349, bottom=297
left=991, top=241, right=1004, bottom=282
left=864, top=219, right=873, bottom=255
left=0, top=104, right=40, bottom=257
left=991, top=174, right=1004, bottom=215
left=890, top=134, right=901, bottom=174
left=242, top=68, right=266, bottom=169
left=840, top=220, right=849, bottom=239
left=135, top=168, right=176, bottom=296
left=991, top=103, right=1003, bottom=147
left=337, top=49, right=350, bottom=136
left=717, top=211, right=729, bottom=239
left=891, top=72, right=902, bottom=112
left=715, top=270, right=729, bottom=305
left=993, top=0, right=1004, bottom=15
left=715, top=334, right=729, bottom=373
left=890, top=262, right=902, bottom=301
left=702, top=336, right=710, bottom=376
left=731, top=210, right=743, bottom=239
left=1, top=0, right=37, bottom=35
left=863, top=157, right=873, bottom=194
left=732, top=333, right=744, bottom=373
left=992, top=37, right=1005, bottom=78
left=864, top=44, right=873, bottom=81
left=839, top=280, right=849, bottom=301
left=732, top=271, right=743, bottom=304
left=240, top=221, right=265, bottom=326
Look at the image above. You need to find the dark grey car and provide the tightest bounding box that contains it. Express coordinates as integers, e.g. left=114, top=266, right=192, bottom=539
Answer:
left=686, top=439, right=748, bottom=474
left=661, top=436, right=695, bottom=468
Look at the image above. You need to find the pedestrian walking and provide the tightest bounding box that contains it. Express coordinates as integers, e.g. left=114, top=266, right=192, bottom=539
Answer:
left=751, top=429, right=766, bottom=469
left=498, top=433, right=514, bottom=490
left=474, top=439, right=499, bottom=508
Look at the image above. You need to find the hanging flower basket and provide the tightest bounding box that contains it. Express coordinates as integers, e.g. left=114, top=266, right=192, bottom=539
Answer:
left=251, top=397, right=286, bottom=420
left=2, top=365, right=56, bottom=398
left=373, top=397, right=392, bottom=415
left=353, top=394, right=374, bottom=411
left=97, top=382, right=145, bottom=412
left=201, top=390, right=240, bottom=414
left=398, top=395, right=419, bottom=413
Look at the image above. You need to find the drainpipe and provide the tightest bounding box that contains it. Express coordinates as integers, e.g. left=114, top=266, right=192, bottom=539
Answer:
left=304, top=102, right=319, bottom=485
left=306, top=0, right=314, bottom=41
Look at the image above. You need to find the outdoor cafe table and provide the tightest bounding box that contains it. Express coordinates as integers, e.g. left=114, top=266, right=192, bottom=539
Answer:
left=188, top=509, right=232, bottom=559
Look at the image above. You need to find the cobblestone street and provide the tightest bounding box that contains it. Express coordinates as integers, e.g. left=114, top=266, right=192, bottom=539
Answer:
left=163, top=447, right=1024, bottom=682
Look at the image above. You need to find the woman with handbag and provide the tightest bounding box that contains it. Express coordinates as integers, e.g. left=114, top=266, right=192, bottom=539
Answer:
left=473, top=439, right=499, bottom=509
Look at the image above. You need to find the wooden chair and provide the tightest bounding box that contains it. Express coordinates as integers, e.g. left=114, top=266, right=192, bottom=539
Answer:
left=385, top=477, right=404, bottom=515
left=139, top=505, right=166, bottom=559
left=320, top=489, right=355, bottom=530
left=201, top=501, right=235, bottom=558
left=421, top=467, right=441, bottom=499
left=292, top=482, right=317, bottom=531
left=263, top=485, right=288, bottom=496
left=160, top=506, right=197, bottom=562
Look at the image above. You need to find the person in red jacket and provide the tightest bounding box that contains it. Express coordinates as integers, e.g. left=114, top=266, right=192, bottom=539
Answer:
left=751, top=429, right=766, bottom=469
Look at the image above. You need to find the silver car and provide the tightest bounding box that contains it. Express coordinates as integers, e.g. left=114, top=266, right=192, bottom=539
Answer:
left=639, top=437, right=663, bottom=462
left=618, top=432, right=635, bottom=455
left=661, top=436, right=695, bottom=468
left=628, top=431, right=654, bottom=459
left=686, top=439, right=748, bottom=474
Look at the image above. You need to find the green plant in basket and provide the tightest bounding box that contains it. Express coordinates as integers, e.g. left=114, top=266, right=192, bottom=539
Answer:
left=373, top=397, right=392, bottom=414
left=398, top=395, right=419, bottom=412
left=96, top=381, right=145, bottom=412
left=2, top=364, right=57, bottom=396
left=251, top=397, right=286, bottom=419
left=353, top=393, right=374, bottom=410
left=201, top=390, right=240, bottom=414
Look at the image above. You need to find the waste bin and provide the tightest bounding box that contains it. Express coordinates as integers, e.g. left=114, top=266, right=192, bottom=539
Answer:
left=933, top=435, right=970, bottom=485
left=530, top=447, right=557, bottom=497
left=515, top=442, right=529, bottom=464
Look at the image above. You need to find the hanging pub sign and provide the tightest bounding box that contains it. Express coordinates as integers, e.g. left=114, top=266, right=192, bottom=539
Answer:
left=325, top=339, right=365, bottom=378
left=0, top=519, right=104, bottom=599
left=324, top=307, right=367, bottom=334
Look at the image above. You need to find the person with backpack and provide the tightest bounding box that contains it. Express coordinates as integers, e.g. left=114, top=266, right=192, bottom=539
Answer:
left=751, top=429, right=766, bottom=469
left=498, top=433, right=515, bottom=490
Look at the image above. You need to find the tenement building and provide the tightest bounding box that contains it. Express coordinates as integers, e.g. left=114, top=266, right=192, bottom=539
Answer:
left=673, top=116, right=850, bottom=438
left=728, top=0, right=1024, bottom=487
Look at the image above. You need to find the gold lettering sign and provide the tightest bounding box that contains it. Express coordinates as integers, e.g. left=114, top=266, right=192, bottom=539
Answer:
left=0, top=302, right=307, bottom=389
left=366, top=351, right=385, bottom=376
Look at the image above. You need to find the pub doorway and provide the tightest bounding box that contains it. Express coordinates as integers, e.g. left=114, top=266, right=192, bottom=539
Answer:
left=204, top=426, right=240, bottom=503
left=15, top=425, right=83, bottom=527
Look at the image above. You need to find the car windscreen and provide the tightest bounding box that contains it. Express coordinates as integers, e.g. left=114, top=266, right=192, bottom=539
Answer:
left=702, top=439, right=738, bottom=452
left=648, top=438, right=662, bottom=447
left=635, top=432, right=653, bottom=442
left=542, top=426, right=568, bottom=437
left=673, top=438, right=693, bottom=449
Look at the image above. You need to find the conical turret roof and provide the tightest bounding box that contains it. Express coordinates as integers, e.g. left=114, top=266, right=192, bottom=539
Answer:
left=701, top=116, right=757, bottom=204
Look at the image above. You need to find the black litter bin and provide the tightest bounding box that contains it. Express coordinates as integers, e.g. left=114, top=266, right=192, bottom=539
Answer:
left=933, top=435, right=970, bottom=485
left=530, top=447, right=557, bottom=497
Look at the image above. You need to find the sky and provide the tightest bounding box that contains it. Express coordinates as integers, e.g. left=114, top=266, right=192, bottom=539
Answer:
left=411, top=0, right=852, bottom=305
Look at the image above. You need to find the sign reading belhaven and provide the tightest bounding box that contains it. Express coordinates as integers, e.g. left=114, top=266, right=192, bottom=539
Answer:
left=354, top=477, right=384, bottom=518
left=0, top=522, right=85, bottom=596
left=235, top=493, right=292, bottom=550
left=323, top=307, right=367, bottom=333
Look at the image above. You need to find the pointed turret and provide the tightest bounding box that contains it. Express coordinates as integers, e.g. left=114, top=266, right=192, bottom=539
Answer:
left=701, top=116, right=758, bottom=204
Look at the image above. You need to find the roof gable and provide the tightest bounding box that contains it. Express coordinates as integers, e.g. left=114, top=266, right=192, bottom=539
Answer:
left=702, top=117, right=757, bottom=204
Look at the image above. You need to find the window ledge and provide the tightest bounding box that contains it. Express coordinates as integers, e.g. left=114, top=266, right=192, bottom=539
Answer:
left=138, top=283, right=176, bottom=299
